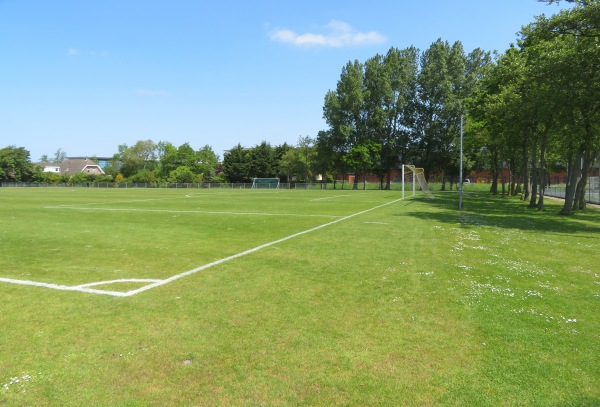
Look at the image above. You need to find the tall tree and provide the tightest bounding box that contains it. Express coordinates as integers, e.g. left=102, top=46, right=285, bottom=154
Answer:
left=248, top=141, right=276, bottom=178
left=222, top=144, right=250, bottom=182
left=177, top=142, right=198, bottom=172
left=118, top=140, right=157, bottom=178
left=521, top=3, right=600, bottom=213
left=196, top=145, right=219, bottom=181
left=364, top=47, right=419, bottom=189
left=315, top=129, right=348, bottom=185
left=416, top=39, right=468, bottom=188
left=0, top=146, right=35, bottom=182
left=323, top=59, right=367, bottom=188
left=157, top=141, right=179, bottom=179
left=52, top=148, right=67, bottom=164
left=273, top=142, right=292, bottom=182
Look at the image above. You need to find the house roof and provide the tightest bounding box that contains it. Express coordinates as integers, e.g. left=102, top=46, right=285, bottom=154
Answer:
left=59, top=158, right=105, bottom=175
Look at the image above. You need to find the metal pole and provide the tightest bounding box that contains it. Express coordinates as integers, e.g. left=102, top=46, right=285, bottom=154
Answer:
left=459, top=115, right=464, bottom=210
left=402, top=164, right=405, bottom=199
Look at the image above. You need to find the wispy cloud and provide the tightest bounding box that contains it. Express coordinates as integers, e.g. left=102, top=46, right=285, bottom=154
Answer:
left=270, top=20, right=386, bottom=48
left=135, top=89, right=168, bottom=97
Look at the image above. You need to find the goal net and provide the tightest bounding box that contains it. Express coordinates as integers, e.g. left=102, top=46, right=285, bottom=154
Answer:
left=402, top=165, right=433, bottom=199
left=251, top=178, right=280, bottom=189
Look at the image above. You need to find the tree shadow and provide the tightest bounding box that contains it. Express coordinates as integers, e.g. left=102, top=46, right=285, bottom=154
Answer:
left=396, top=192, right=600, bottom=236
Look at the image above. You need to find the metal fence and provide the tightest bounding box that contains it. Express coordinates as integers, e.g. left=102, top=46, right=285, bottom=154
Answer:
left=544, top=177, right=600, bottom=204
left=544, top=186, right=600, bottom=204
left=0, top=181, right=409, bottom=190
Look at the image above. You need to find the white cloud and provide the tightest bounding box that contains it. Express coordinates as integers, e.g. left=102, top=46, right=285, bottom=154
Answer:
left=67, top=48, right=79, bottom=56
left=270, top=20, right=386, bottom=48
left=135, top=89, right=168, bottom=97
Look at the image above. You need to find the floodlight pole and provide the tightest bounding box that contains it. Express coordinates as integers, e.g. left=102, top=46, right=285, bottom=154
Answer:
left=459, top=115, right=464, bottom=210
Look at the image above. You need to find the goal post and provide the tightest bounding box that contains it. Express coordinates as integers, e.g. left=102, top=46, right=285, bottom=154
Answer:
left=251, top=178, right=280, bottom=189
left=402, top=165, right=433, bottom=199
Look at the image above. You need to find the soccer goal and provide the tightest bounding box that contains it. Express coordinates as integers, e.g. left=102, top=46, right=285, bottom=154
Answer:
left=401, top=165, right=433, bottom=199
left=251, top=178, right=280, bottom=189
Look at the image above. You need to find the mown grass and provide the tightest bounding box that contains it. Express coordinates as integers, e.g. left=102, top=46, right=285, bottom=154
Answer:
left=0, top=187, right=598, bottom=406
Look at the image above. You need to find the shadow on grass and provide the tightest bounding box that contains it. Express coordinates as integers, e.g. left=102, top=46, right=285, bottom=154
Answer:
left=397, top=192, right=600, bottom=236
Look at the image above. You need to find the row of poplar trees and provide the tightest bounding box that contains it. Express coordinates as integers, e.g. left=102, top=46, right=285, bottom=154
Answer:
left=318, top=0, right=599, bottom=215
left=318, top=41, right=490, bottom=191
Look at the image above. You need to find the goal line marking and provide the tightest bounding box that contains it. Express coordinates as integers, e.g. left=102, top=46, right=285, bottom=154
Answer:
left=2, top=197, right=405, bottom=297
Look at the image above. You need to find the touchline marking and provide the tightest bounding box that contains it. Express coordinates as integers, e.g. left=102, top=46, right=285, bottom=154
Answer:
left=310, top=195, right=351, bottom=201
left=45, top=206, right=343, bottom=218
left=47, top=196, right=186, bottom=208
left=2, top=197, right=405, bottom=297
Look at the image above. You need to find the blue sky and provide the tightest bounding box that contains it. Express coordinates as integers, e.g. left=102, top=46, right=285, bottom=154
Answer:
left=1, top=0, right=570, bottom=161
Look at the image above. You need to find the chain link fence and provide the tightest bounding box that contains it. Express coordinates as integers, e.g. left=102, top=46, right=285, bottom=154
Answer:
left=0, top=181, right=407, bottom=190
left=544, top=177, right=600, bottom=204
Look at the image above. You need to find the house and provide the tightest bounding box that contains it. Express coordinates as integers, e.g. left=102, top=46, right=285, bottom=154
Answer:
left=66, top=156, right=112, bottom=168
left=59, top=158, right=105, bottom=176
left=37, top=158, right=105, bottom=176
left=38, top=162, right=61, bottom=173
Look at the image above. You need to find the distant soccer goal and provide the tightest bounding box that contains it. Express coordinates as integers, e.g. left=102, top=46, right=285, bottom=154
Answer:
left=402, top=165, right=433, bottom=199
left=251, top=178, right=280, bottom=189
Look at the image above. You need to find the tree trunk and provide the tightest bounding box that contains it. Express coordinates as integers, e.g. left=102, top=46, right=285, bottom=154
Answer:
left=385, top=169, right=391, bottom=190
left=574, top=153, right=594, bottom=211
left=490, top=149, right=499, bottom=194
left=441, top=169, right=446, bottom=191
left=509, top=157, right=516, bottom=196
left=537, top=132, right=547, bottom=211
left=529, top=140, right=538, bottom=208
left=490, top=167, right=498, bottom=194
left=560, top=149, right=583, bottom=215
left=574, top=174, right=588, bottom=211
left=521, top=138, right=530, bottom=201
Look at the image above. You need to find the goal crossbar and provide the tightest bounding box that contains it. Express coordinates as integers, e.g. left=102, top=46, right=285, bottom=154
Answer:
left=402, top=165, right=433, bottom=199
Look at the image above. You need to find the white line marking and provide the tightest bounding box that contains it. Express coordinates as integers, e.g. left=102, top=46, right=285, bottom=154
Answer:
left=310, top=195, right=351, bottom=201
left=364, top=222, right=389, bottom=225
left=0, top=277, right=131, bottom=297
left=73, top=278, right=163, bottom=288
left=44, top=206, right=342, bottom=218
left=47, top=196, right=183, bottom=208
left=1, top=197, right=404, bottom=297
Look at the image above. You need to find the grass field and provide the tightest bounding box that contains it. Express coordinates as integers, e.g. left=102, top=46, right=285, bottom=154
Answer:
left=1, top=187, right=598, bottom=406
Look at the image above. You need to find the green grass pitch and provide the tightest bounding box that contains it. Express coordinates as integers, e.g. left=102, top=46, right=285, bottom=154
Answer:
left=0, top=187, right=598, bottom=405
